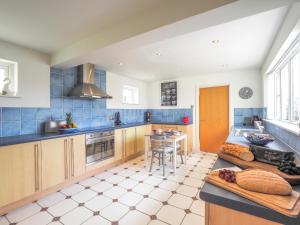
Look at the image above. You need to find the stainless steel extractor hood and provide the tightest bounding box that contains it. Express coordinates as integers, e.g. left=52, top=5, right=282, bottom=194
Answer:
left=68, top=63, right=112, bottom=99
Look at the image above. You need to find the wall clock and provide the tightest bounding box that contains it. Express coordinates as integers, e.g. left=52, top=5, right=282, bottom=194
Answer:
left=239, top=87, right=253, bottom=99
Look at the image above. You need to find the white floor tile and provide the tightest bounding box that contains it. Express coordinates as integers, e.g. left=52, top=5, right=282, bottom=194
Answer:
left=157, top=205, right=185, bottom=225
left=176, top=185, right=198, bottom=197
left=181, top=213, right=204, bottom=225
left=119, top=192, right=143, bottom=207
left=144, top=176, right=163, bottom=186
left=17, top=211, right=53, bottom=225
left=118, top=178, right=139, bottom=189
left=131, top=172, right=149, bottom=181
left=103, top=186, right=127, bottom=199
left=60, top=184, right=84, bottom=196
left=190, top=200, right=205, bottom=216
left=72, top=189, right=97, bottom=203
left=48, top=222, right=62, bottom=225
left=106, top=175, right=125, bottom=184
left=149, top=188, right=172, bottom=202
left=37, top=192, right=66, bottom=208
left=159, top=180, right=179, bottom=191
left=136, top=198, right=162, bottom=215
left=183, top=177, right=204, bottom=188
left=167, top=174, right=185, bottom=182
left=6, top=203, right=41, bottom=223
left=108, top=166, right=125, bottom=173
left=60, top=207, right=93, bottom=225
left=82, top=216, right=111, bottom=225
left=132, top=183, right=154, bottom=195
left=118, top=169, right=136, bottom=177
left=85, top=195, right=112, bottom=211
left=0, top=217, right=9, bottom=225
left=100, top=203, right=129, bottom=221
left=94, top=171, right=114, bottom=180
left=48, top=199, right=78, bottom=217
left=168, top=194, right=193, bottom=209
left=148, top=220, right=168, bottom=225
left=79, top=177, right=100, bottom=187
left=119, top=210, right=150, bottom=225
left=90, top=181, right=113, bottom=193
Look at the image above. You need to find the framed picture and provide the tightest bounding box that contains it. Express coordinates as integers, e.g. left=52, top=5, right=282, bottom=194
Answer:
left=161, top=81, right=177, bottom=106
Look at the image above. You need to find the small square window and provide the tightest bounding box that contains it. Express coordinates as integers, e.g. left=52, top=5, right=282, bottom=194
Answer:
left=0, top=58, right=18, bottom=97
left=122, top=85, right=139, bottom=105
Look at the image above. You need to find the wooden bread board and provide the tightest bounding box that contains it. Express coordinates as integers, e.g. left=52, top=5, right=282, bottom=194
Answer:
left=205, top=172, right=300, bottom=217
left=218, top=152, right=300, bottom=185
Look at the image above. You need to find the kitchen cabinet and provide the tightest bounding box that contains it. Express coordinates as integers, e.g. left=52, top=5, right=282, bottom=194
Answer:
left=136, top=125, right=146, bottom=153
left=69, top=135, right=86, bottom=178
left=41, top=135, right=86, bottom=190
left=114, top=129, right=124, bottom=161
left=0, top=142, right=40, bottom=207
left=124, top=127, right=136, bottom=157
left=41, top=137, right=69, bottom=190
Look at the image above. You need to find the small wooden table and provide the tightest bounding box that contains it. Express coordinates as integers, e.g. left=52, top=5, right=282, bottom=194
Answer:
left=144, top=133, right=188, bottom=174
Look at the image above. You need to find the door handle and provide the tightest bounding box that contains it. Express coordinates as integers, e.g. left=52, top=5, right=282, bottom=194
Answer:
left=64, top=139, right=68, bottom=180
left=34, top=144, right=39, bottom=192
left=71, top=138, right=74, bottom=177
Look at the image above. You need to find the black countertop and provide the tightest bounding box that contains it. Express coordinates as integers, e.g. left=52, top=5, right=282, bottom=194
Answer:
left=0, top=121, right=192, bottom=147
left=200, top=128, right=300, bottom=224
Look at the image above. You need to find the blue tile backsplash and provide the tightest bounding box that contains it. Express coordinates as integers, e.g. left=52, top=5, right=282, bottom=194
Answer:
left=0, top=67, right=193, bottom=137
left=234, top=108, right=267, bottom=126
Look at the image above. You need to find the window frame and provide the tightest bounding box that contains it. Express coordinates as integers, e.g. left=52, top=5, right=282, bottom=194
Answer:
left=0, top=58, right=18, bottom=97
left=122, top=85, right=139, bottom=105
left=267, top=36, right=300, bottom=128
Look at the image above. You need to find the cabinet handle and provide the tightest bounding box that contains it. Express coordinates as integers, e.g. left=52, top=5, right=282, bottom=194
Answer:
left=64, top=139, right=68, bottom=179
left=71, top=138, right=74, bottom=177
left=34, top=144, right=39, bottom=192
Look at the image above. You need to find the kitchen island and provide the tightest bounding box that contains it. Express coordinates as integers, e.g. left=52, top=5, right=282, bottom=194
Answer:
left=200, top=129, right=300, bottom=225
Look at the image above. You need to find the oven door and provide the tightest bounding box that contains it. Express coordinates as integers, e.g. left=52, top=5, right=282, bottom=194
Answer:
left=86, top=136, right=115, bottom=165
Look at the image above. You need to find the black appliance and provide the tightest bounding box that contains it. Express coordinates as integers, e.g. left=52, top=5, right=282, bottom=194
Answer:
left=86, top=130, right=115, bottom=165
left=145, top=111, right=151, bottom=122
left=114, top=112, right=122, bottom=126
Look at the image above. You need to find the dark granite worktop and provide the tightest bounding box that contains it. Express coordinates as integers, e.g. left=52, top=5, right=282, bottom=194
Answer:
left=0, top=121, right=192, bottom=147
left=200, top=127, right=300, bottom=224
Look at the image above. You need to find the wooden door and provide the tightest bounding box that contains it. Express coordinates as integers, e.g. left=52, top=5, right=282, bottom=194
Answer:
left=0, top=142, right=40, bottom=207
left=136, top=125, right=146, bottom=153
left=41, top=137, right=69, bottom=190
left=114, top=129, right=124, bottom=161
left=200, top=86, right=229, bottom=153
left=69, top=135, right=86, bottom=178
left=125, top=127, right=136, bottom=157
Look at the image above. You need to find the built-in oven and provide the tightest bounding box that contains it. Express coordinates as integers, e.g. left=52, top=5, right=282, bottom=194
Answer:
left=85, top=130, right=115, bottom=165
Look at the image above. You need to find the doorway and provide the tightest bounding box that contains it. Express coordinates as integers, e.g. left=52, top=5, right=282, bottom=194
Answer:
left=199, top=85, right=229, bottom=153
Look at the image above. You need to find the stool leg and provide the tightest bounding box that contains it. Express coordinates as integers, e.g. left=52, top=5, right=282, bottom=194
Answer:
left=162, top=153, right=165, bottom=176
left=149, top=152, right=155, bottom=173
left=180, top=151, right=184, bottom=164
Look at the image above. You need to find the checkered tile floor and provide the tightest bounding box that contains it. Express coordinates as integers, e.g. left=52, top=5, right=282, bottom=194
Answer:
left=0, top=151, right=217, bottom=225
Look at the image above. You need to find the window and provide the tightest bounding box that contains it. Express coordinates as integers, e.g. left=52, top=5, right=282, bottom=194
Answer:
left=0, top=58, right=18, bottom=97
left=122, top=85, right=139, bottom=104
left=267, top=37, right=300, bottom=125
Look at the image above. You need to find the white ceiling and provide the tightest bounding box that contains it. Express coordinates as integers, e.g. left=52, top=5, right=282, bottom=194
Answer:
left=84, top=6, right=289, bottom=80
left=0, top=0, right=163, bottom=53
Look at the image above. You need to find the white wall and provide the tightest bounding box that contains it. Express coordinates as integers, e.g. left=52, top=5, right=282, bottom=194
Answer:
left=0, top=40, right=50, bottom=108
left=148, top=69, right=263, bottom=148
left=106, top=71, right=148, bottom=109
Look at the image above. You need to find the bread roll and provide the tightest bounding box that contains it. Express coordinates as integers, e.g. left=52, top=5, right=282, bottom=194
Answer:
left=221, top=143, right=254, bottom=162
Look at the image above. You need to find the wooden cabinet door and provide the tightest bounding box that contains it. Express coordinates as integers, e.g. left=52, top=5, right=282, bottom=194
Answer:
left=146, top=124, right=152, bottom=135
left=136, top=125, right=146, bottom=153
left=152, top=124, right=161, bottom=131
left=114, top=129, right=124, bottom=161
left=125, top=127, right=136, bottom=157
left=162, top=124, right=178, bottom=131
left=177, top=125, right=193, bottom=154
left=69, top=135, right=86, bottom=178
left=41, top=138, right=69, bottom=190
left=0, top=142, right=40, bottom=207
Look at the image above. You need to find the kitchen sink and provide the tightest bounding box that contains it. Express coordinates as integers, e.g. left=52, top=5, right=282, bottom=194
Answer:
left=234, top=128, right=263, bottom=137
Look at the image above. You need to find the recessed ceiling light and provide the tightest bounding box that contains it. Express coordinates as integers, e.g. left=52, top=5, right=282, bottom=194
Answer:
left=119, top=62, right=123, bottom=66
left=212, top=39, right=220, bottom=44
left=155, top=52, right=162, bottom=56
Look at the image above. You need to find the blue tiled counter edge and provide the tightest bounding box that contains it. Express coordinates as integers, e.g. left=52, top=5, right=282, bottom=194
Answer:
left=0, top=122, right=193, bottom=147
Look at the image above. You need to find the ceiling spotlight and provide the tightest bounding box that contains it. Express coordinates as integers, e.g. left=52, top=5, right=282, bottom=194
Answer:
left=155, top=52, right=162, bottom=56
left=119, top=62, right=123, bottom=66
left=212, top=39, right=220, bottom=44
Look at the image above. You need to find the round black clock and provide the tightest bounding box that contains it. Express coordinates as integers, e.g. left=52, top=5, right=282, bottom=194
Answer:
left=239, top=87, right=253, bottom=99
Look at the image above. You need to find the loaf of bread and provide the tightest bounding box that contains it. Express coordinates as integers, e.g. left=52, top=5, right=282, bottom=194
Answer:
left=236, top=169, right=292, bottom=196
left=221, top=143, right=254, bottom=161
